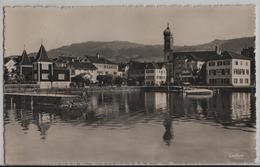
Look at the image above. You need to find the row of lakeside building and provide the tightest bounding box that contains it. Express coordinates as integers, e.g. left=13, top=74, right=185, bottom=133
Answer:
left=4, top=24, right=254, bottom=88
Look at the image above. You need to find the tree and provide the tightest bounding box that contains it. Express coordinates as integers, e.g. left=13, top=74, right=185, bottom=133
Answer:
left=97, top=74, right=113, bottom=86
left=113, top=76, right=123, bottom=86
left=72, top=74, right=91, bottom=87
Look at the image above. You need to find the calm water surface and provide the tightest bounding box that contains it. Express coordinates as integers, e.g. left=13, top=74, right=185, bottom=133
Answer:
left=4, top=91, right=256, bottom=164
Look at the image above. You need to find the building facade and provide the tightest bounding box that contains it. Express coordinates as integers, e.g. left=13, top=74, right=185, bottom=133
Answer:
left=145, top=62, right=167, bottom=86
left=173, top=51, right=218, bottom=84
left=70, top=62, right=98, bottom=83
left=206, top=51, right=251, bottom=86
left=32, top=45, right=71, bottom=88
left=80, top=54, right=118, bottom=77
left=127, top=61, right=148, bottom=86
left=16, top=50, right=33, bottom=81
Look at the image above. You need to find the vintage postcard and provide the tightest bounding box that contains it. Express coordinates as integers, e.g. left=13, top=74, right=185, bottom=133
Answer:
left=2, top=4, right=257, bottom=165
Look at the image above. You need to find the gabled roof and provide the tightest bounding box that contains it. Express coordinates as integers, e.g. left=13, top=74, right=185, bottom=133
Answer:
left=34, top=45, right=52, bottom=62
left=83, top=55, right=115, bottom=65
left=70, top=62, right=97, bottom=70
left=16, top=50, right=32, bottom=65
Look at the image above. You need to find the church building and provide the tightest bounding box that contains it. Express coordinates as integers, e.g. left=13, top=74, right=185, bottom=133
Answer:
left=163, top=23, right=175, bottom=83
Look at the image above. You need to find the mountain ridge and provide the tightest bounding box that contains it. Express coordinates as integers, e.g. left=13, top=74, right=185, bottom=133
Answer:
left=10, top=36, right=255, bottom=63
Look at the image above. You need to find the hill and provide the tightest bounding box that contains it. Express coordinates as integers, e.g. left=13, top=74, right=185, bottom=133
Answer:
left=22, top=36, right=255, bottom=63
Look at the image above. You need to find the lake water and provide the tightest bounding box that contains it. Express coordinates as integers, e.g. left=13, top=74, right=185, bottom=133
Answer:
left=4, top=91, right=256, bottom=164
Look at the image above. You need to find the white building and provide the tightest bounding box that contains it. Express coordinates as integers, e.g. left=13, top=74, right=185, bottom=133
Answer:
left=80, top=54, right=118, bottom=77
left=70, top=62, right=98, bottom=83
left=206, top=51, right=251, bottom=86
left=145, top=62, right=167, bottom=86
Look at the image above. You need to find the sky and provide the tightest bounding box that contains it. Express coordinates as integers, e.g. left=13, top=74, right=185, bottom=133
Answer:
left=4, top=5, right=255, bottom=56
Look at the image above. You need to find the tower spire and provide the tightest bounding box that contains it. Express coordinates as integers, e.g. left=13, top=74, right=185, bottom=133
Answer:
left=167, top=22, right=169, bottom=28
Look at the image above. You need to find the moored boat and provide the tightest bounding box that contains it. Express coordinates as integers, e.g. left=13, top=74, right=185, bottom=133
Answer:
left=184, top=88, right=213, bottom=95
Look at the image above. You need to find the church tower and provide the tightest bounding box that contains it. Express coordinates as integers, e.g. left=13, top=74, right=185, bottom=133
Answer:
left=163, top=23, right=174, bottom=62
left=163, top=23, right=174, bottom=83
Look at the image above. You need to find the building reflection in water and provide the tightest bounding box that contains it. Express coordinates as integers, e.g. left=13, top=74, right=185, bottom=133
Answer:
left=145, top=92, right=167, bottom=113
left=33, top=111, right=52, bottom=140
left=4, top=91, right=255, bottom=140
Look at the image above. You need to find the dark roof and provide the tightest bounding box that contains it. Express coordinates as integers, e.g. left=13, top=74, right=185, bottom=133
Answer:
left=56, top=56, right=80, bottom=63
left=218, top=51, right=252, bottom=60
left=84, top=55, right=115, bottom=65
left=173, top=50, right=251, bottom=61
left=70, top=62, right=97, bottom=70
left=145, top=62, right=166, bottom=69
left=34, top=45, right=52, bottom=62
left=174, top=51, right=218, bottom=61
left=128, top=61, right=148, bottom=71
left=4, top=56, right=19, bottom=64
left=16, top=50, right=32, bottom=65
left=157, top=62, right=166, bottom=68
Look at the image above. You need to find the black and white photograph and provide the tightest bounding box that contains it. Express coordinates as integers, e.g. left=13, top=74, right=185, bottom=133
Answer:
left=2, top=4, right=257, bottom=165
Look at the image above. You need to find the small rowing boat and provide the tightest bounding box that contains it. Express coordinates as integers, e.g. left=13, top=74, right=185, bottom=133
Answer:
left=184, top=88, right=213, bottom=95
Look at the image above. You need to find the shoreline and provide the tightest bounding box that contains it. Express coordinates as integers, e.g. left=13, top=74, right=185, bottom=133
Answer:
left=4, top=85, right=256, bottom=95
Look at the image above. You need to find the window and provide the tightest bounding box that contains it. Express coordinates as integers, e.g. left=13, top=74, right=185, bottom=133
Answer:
left=58, top=74, right=65, bottom=80
left=225, top=69, right=230, bottom=75
left=221, top=69, right=225, bottom=75
left=42, top=73, right=49, bottom=80
left=42, top=64, right=49, bottom=70
left=224, top=78, right=230, bottom=84
left=235, top=61, right=238, bottom=65
left=234, top=78, right=238, bottom=83
left=223, top=61, right=230, bottom=65
left=246, top=62, right=248, bottom=66
left=209, top=62, right=215, bottom=66
left=240, top=78, right=243, bottom=83
left=240, top=61, right=243, bottom=65
left=246, top=69, right=249, bottom=75
left=217, top=61, right=222, bottom=66
left=113, top=72, right=117, bottom=75
left=242, top=69, right=245, bottom=75
left=245, top=79, right=249, bottom=83
left=34, top=74, right=37, bottom=80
